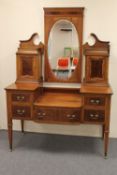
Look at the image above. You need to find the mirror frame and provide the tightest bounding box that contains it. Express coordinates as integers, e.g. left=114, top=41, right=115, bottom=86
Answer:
left=44, top=7, right=84, bottom=83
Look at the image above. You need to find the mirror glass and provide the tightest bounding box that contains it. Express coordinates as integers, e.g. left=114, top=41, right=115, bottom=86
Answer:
left=48, top=20, right=79, bottom=79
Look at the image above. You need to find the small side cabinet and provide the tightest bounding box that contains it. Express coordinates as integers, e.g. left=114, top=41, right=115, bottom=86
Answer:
left=83, top=33, right=109, bottom=85
left=16, top=33, right=44, bottom=84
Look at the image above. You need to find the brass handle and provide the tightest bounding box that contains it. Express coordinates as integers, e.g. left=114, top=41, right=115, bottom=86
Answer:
left=16, top=96, right=20, bottom=100
left=90, top=99, right=100, bottom=104
left=67, top=114, right=71, bottom=118
left=67, top=114, right=77, bottom=120
left=90, top=99, right=95, bottom=103
left=90, top=114, right=94, bottom=117
left=37, top=112, right=46, bottom=115
left=16, top=96, right=25, bottom=101
left=89, top=113, right=99, bottom=119
left=16, top=109, right=25, bottom=115
left=21, top=96, right=25, bottom=100
left=95, top=114, right=99, bottom=117
left=96, top=100, right=100, bottom=104
left=37, top=112, right=46, bottom=119
left=72, top=114, right=76, bottom=118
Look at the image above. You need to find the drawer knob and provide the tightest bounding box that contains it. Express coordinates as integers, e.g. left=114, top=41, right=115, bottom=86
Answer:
left=72, top=114, right=76, bottom=118
left=96, top=100, right=100, bottom=104
left=90, top=99, right=95, bottom=103
left=90, top=114, right=94, bottom=117
left=67, top=114, right=71, bottom=118
left=16, top=96, right=20, bottom=100
left=95, top=114, right=99, bottom=117
left=21, top=96, right=25, bottom=100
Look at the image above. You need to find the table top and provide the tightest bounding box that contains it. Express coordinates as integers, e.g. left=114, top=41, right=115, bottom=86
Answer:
left=34, top=92, right=82, bottom=108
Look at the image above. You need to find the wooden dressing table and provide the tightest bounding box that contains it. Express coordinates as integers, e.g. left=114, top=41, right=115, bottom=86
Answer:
left=5, top=8, right=112, bottom=158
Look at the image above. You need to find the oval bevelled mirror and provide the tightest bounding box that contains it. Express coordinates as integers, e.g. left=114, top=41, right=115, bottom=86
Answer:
left=48, top=20, right=79, bottom=79
left=44, top=8, right=84, bottom=83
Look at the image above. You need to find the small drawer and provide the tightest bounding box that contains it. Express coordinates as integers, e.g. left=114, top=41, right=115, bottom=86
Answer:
left=85, top=96, right=105, bottom=106
left=84, top=110, right=105, bottom=122
left=12, top=106, right=31, bottom=118
left=11, top=93, right=30, bottom=102
left=60, top=109, right=81, bottom=122
left=34, top=107, right=56, bottom=121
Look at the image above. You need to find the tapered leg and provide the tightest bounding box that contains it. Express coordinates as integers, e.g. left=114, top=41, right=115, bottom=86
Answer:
left=21, top=120, right=24, bottom=133
left=8, top=119, right=13, bottom=151
left=102, top=125, right=105, bottom=139
left=104, top=130, right=109, bottom=158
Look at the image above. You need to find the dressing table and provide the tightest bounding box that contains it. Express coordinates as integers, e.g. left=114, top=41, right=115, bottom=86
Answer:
left=5, top=8, right=112, bottom=157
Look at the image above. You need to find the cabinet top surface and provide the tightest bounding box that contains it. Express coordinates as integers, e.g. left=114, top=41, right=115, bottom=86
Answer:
left=5, top=83, right=40, bottom=91
left=34, top=92, right=82, bottom=108
left=80, top=85, right=113, bottom=95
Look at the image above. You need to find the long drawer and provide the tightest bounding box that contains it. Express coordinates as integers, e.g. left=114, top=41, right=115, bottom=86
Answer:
left=34, top=107, right=81, bottom=123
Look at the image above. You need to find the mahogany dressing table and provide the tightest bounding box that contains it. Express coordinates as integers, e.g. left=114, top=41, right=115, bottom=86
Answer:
left=5, top=8, right=112, bottom=158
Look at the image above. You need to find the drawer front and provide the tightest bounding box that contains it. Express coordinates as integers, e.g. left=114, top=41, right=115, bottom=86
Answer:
left=34, top=107, right=81, bottom=123
left=11, top=93, right=30, bottom=102
left=12, top=106, right=31, bottom=118
left=84, top=96, right=105, bottom=106
left=84, top=110, right=105, bottom=122
left=34, top=107, right=56, bottom=121
left=59, top=109, right=81, bottom=122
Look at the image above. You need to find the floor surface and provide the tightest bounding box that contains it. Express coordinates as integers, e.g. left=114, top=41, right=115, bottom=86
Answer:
left=0, top=130, right=117, bottom=175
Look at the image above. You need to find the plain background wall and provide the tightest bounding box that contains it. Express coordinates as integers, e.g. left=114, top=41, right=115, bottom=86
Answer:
left=0, top=0, right=117, bottom=137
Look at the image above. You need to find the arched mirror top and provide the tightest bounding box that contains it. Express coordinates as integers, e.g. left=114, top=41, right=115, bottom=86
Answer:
left=44, top=7, right=84, bottom=83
